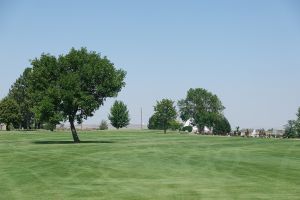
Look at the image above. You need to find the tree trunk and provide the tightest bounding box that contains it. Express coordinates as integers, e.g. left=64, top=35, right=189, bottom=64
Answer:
left=26, top=119, right=30, bottom=130
left=6, top=123, right=10, bottom=131
left=69, top=117, right=80, bottom=143
left=163, top=122, right=166, bottom=134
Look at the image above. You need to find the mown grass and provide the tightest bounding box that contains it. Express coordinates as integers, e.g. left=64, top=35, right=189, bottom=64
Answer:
left=0, top=130, right=299, bottom=199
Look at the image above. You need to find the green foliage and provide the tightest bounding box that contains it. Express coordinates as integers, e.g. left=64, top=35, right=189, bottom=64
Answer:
left=148, top=114, right=181, bottom=131
left=178, top=88, right=224, bottom=121
left=99, top=120, right=109, bottom=130
left=181, top=125, right=193, bottom=132
left=27, top=47, right=126, bottom=142
left=285, top=120, right=296, bottom=138
left=178, top=88, right=227, bottom=132
left=213, top=116, right=231, bottom=135
left=284, top=107, right=300, bottom=138
left=151, top=99, right=177, bottom=133
left=43, top=122, right=56, bottom=131
left=148, top=114, right=163, bottom=130
left=0, top=97, right=21, bottom=130
left=108, top=101, right=130, bottom=129
left=8, top=68, right=34, bottom=129
left=169, top=120, right=182, bottom=131
left=31, top=97, right=63, bottom=129
left=284, top=120, right=298, bottom=138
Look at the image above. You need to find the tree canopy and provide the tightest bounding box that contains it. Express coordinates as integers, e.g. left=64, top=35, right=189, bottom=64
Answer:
left=148, top=114, right=164, bottom=130
left=0, top=97, right=21, bottom=130
left=284, top=107, right=300, bottom=138
left=148, top=114, right=181, bottom=131
left=99, top=120, right=109, bottom=130
left=150, top=99, right=177, bottom=134
left=28, top=47, right=126, bottom=142
left=213, top=116, right=231, bottom=135
left=178, top=88, right=229, bottom=133
left=8, top=68, right=34, bottom=129
left=108, top=100, right=130, bottom=129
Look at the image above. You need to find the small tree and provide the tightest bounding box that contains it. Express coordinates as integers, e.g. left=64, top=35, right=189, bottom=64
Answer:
left=108, top=101, right=130, bottom=129
left=99, top=120, right=108, bottom=130
left=152, top=99, right=177, bottom=134
left=0, top=97, right=21, bottom=131
left=284, top=107, right=300, bottom=138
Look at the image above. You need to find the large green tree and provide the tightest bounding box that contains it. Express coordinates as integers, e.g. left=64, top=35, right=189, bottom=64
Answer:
left=178, top=88, right=227, bottom=133
left=0, top=97, right=21, bottom=131
left=8, top=68, right=34, bottom=129
left=108, top=100, right=130, bottom=129
left=151, top=99, right=177, bottom=134
left=28, top=47, right=126, bottom=142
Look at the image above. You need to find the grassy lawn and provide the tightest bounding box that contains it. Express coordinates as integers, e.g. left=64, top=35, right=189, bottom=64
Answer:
left=0, top=130, right=299, bottom=200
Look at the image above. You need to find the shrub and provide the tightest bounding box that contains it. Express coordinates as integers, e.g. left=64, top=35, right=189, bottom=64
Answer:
left=283, top=108, right=300, bottom=138
left=169, top=120, right=182, bottom=131
left=43, top=122, right=56, bottom=131
left=108, top=101, right=130, bottom=129
left=181, top=126, right=192, bottom=132
left=99, top=120, right=108, bottom=130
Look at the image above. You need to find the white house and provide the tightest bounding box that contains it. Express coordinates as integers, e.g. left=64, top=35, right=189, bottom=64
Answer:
left=251, top=129, right=259, bottom=137
left=0, top=123, right=6, bottom=131
left=183, top=118, right=211, bottom=133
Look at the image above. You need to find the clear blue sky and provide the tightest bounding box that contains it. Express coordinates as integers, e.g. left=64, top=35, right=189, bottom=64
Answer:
left=1, top=0, right=300, bottom=129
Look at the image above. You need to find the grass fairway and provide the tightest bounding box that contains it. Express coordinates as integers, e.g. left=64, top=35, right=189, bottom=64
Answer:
left=0, top=130, right=299, bottom=200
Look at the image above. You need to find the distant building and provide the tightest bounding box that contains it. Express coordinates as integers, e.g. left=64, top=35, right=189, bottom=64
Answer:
left=183, top=118, right=211, bottom=134
left=240, top=128, right=284, bottom=138
left=0, top=124, right=6, bottom=130
left=272, top=129, right=284, bottom=137
left=251, top=129, right=259, bottom=137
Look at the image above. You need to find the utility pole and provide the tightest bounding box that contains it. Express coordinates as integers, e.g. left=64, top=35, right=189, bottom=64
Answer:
left=141, top=107, right=143, bottom=130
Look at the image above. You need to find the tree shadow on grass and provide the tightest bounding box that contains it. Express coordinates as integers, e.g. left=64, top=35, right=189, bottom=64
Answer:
left=32, top=140, right=115, bottom=144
